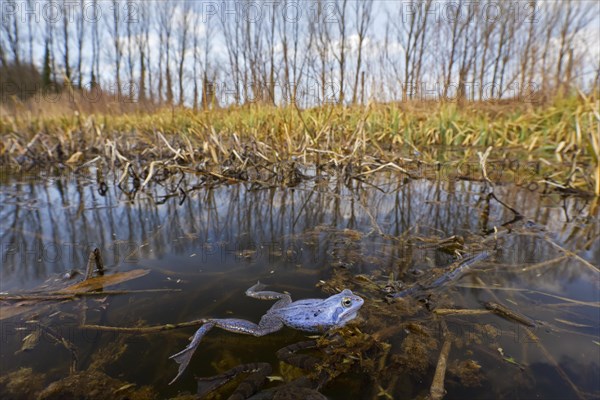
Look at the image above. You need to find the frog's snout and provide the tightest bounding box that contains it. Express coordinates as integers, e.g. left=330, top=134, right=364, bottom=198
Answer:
left=350, top=292, right=365, bottom=308
left=354, top=296, right=365, bottom=311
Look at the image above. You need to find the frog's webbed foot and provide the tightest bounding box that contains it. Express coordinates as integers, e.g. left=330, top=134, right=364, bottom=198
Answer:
left=196, top=362, right=272, bottom=399
left=170, top=318, right=283, bottom=384
left=169, top=321, right=216, bottom=384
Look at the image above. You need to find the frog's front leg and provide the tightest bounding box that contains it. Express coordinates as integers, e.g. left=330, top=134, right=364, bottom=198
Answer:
left=169, top=316, right=284, bottom=384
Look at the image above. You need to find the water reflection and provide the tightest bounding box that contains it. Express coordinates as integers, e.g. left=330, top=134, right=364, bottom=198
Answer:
left=0, top=170, right=598, bottom=399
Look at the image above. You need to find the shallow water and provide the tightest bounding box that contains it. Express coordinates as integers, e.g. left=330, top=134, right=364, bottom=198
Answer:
left=1, top=168, right=599, bottom=399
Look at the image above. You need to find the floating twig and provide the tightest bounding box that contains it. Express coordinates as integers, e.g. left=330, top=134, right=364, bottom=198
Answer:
left=433, top=309, right=491, bottom=316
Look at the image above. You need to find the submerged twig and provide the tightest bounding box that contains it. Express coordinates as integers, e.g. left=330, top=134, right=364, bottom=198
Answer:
left=392, top=251, right=491, bottom=298
left=524, top=328, right=586, bottom=400
left=484, top=302, right=536, bottom=327
left=429, top=323, right=452, bottom=400
left=79, top=319, right=207, bottom=334
left=433, top=309, right=491, bottom=316
left=30, top=322, right=80, bottom=373
left=0, top=288, right=180, bottom=302
left=541, top=234, right=600, bottom=274
left=455, top=284, right=600, bottom=308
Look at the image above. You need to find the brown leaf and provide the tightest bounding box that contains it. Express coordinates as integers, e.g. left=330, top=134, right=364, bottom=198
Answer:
left=17, top=329, right=41, bottom=353
left=0, top=303, right=37, bottom=321
left=60, top=269, right=149, bottom=293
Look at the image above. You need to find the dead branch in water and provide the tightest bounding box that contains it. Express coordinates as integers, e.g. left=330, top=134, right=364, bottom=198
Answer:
left=79, top=319, right=207, bottom=334
left=429, top=321, right=452, bottom=400
left=484, top=302, right=537, bottom=327
left=83, top=248, right=104, bottom=279
left=0, top=289, right=181, bottom=302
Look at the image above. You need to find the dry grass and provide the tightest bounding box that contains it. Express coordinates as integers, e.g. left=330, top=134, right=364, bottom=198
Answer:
left=1, top=94, right=598, bottom=195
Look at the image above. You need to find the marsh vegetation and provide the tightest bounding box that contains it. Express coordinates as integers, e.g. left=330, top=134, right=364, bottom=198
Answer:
left=1, top=1, right=599, bottom=399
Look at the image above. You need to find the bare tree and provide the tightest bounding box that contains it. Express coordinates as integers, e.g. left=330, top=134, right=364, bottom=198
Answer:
left=221, top=2, right=243, bottom=104
left=158, top=2, right=174, bottom=104
left=192, top=8, right=199, bottom=111
left=456, top=3, right=477, bottom=101
left=90, top=0, right=100, bottom=86
left=266, top=0, right=277, bottom=104
left=519, top=1, right=538, bottom=94
left=125, top=1, right=135, bottom=100
left=278, top=0, right=312, bottom=105
left=488, top=2, right=516, bottom=98
left=242, top=0, right=266, bottom=104
left=177, top=1, right=192, bottom=106
left=309, top=0, right=334, bottom=104
left=442, top=0, right=470, bottom=99
left=476, top=2, right=498, bottom=99
left=107, top=0, right=123, bottom=97
left=393, top=0, right=432, bottom=100
left=1, top=0, right=598, bottom=108
left=332, top=0, right=348, bottom=103
left=1, top=0, right=21, bottom=66
left=75, top=0, right=85, bottom=88
left=136, top=3, right=151, bottom=102
left=58, top=0, right=72, bottom=83
left=554, top=0, right=595, bottom=95
left=351, top=0, right=373, bottom=104
left=26, top=0, right=35, bottom=65
left=200, top=4, right=215, bottom=110
left=539, top=3, right=562, bottom=96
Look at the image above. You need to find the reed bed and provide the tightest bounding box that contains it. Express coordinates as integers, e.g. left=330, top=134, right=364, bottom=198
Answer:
left=1, top=95, right=598, bottom=196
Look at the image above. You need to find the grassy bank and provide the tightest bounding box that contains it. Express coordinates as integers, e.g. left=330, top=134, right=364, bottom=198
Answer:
left=1, top=95, right=599, bottom=196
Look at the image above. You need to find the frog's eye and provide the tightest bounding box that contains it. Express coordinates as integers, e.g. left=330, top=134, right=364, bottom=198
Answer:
left=342, top=297, right=352, bottom=308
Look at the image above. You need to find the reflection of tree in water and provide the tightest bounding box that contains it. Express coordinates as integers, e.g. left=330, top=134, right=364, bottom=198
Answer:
left=2, top=172, right=597, bottom=284
left=1, top=170, right=598, bottom=398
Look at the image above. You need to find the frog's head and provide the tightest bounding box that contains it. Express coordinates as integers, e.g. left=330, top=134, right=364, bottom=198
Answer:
left=328, top=289, right=364, bottom=327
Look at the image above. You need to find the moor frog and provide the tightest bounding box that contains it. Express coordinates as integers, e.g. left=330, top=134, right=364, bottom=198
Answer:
left=169, top=282, right=364, bottom=384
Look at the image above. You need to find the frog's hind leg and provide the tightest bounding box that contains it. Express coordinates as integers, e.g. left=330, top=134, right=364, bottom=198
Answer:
left=246, top=281, right=292, bottom=310
left=169, top=321, right=216, bottom=384
left=169, top=318, right=284, bottom=384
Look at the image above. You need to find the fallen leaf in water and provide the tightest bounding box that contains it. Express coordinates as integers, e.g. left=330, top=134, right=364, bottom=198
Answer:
left=94, top=297, right=109, bottom=303
left=60, top=269, right=149, bottom=293
left=17, top=330, right=41, bottom=353
left=0, top=303, right=37, bottom=321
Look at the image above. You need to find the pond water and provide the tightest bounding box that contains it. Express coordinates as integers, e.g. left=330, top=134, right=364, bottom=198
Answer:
left=1, top=168, right=598, bottom=399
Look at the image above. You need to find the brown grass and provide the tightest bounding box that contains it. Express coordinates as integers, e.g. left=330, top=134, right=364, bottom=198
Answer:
left=1, top=93, right=598, bottom=195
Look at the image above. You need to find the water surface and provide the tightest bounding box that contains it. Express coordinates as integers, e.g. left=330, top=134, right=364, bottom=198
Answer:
left=1, top=168, right=598, bottom=399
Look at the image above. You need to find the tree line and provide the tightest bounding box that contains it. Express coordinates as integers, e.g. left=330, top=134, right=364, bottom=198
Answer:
left=1, top=0, right=598, bottom=108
